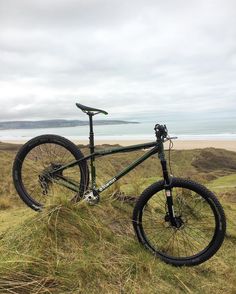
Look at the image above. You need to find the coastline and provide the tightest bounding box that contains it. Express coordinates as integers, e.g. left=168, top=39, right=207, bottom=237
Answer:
left=1, top=139, right=236, bottom=152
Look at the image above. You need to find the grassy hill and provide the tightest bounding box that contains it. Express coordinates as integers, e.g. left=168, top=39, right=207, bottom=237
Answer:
left=0, top=142, right=235, bottom=293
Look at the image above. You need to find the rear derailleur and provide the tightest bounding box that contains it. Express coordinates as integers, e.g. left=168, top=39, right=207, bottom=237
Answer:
left=38, top=175, right=50, bottom=195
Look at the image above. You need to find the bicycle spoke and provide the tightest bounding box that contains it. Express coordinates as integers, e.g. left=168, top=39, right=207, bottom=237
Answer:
left=20, top=141, right=83, bottom=206
left=139, top=184, right=219, bottom=259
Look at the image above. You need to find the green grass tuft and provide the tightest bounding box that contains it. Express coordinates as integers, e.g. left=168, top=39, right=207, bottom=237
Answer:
left=0, top=144, right=235, bottom=293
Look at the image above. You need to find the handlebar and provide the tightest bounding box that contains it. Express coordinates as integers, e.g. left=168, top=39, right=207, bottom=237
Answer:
left=154, top=124, right=178, bottom=141
left=154, top=124, right=168, bottom=140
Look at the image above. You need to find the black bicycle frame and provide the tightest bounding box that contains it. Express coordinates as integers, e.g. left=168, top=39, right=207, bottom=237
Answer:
left=53, top=140, right=161, bottom=192
left=50, top=113, right=177, bottom=225
left=51, top=113, right=170, bottom=195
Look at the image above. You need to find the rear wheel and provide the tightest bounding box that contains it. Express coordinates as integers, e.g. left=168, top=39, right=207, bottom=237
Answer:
left=133, top=178, right=226, bottom=266
left=13, top=134, right=89, bottom=211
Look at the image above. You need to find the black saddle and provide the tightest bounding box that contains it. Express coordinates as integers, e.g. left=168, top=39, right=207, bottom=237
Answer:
left=76, top=103, right=108, bottom=115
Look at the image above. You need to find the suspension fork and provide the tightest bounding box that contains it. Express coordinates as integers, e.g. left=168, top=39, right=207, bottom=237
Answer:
left=158, top=141, right=177, bottom=227
left=160, top=160, right=177, bottom=226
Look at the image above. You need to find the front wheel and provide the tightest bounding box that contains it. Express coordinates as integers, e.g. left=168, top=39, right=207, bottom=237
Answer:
left=132, top=178, right=226, bottom=266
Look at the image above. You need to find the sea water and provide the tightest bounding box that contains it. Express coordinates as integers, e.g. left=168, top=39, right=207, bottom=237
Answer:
left=0, top=117, right=236, bottom=141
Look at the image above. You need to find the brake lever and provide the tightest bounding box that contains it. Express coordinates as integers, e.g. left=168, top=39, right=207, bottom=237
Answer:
left=164, top=136, right=178, bottom=142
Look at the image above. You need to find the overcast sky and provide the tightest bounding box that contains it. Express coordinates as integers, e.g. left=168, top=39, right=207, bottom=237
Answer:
left=0, top=0, right=236, bottom=121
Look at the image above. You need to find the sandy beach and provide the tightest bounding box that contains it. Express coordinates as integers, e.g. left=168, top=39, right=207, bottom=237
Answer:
left=171, top=140, right=236, bottom=152
left=79, top=139, right=236, bottom=152
left=2, top=139, right=236, bottom=152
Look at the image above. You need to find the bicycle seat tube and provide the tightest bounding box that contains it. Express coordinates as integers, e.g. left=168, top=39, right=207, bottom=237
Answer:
left=88, top=113, right=96, bottom=188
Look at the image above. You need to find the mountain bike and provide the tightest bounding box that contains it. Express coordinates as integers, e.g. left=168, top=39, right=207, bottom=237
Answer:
left=12, top=103, right=226, bottom=266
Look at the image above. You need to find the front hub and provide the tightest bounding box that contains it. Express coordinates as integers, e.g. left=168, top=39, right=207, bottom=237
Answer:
left=174, top=216, right=184, bottom=229
left=165, top=213, right=184, bottom=229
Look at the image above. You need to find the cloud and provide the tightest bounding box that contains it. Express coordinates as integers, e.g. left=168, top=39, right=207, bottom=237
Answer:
left=0, top=0, right=235, bottom=121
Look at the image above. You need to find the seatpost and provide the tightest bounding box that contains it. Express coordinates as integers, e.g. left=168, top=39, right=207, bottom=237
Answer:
left=88, top=113, right=96, bottom=189
left=88, top=113, right=95, bottom=154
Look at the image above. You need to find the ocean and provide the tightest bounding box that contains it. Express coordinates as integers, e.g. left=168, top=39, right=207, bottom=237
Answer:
left=0, top=117, right=236, bottom=141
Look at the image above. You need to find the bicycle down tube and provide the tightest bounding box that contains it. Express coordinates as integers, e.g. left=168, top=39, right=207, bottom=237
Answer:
left=97, top=143, right=160, bottom=193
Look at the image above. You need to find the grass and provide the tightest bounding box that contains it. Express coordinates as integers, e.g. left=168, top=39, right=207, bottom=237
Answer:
left=0, top=199, right=235, bottom=294
left=0, top=143, right=235, bottom=293
left=208, top=174, right=236, bottom=192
